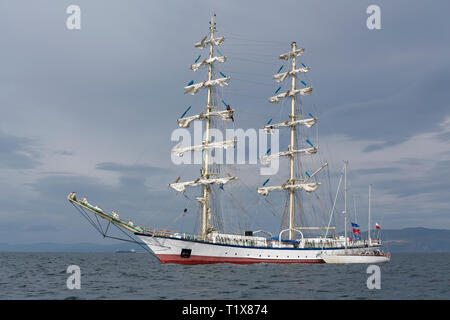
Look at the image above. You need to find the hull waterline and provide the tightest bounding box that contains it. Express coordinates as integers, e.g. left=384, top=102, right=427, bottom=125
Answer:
left=320, top=253, right=391, bottom=264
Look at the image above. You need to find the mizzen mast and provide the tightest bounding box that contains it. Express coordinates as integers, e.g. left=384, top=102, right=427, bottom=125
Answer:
left=169, top=14, right=236, bottom=239
left=368, top=183, right=372, bottom=246
left=344, top=160, right=348, bottom=252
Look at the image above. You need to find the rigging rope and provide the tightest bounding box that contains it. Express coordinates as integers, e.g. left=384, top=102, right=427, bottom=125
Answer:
left=70, top=202, right=159, bottom=259
left=226, top=34, right=289, bottom=45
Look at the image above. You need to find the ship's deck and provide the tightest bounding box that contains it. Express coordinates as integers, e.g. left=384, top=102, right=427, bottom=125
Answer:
left=137, top=228, right=381, bottom=250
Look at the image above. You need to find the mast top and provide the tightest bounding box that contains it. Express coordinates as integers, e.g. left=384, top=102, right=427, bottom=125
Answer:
left=209, top=13, right=216, bottom=30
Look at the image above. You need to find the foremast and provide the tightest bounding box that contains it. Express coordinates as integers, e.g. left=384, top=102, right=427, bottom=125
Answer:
left=202, top=13, right=214, bottom=241
left=258, top=42, right=327, bottom=240
left=169, top=14, right=236, bottom=240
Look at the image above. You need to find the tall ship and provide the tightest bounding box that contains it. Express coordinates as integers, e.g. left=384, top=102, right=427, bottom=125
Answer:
left=67, top=15, right=386, bottom=264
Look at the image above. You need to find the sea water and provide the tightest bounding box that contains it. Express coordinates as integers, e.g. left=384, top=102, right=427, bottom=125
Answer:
left=0, top=252, right=448, bottom=300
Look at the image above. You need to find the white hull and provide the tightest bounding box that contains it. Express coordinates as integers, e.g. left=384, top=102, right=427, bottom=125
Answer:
left=137, top=233, right=379, bottom=264
left=320, top=253, right=390, bottom=264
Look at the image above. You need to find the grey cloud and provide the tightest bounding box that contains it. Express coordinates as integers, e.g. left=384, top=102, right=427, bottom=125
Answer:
left=325, top=66, right=450, bottom=152
left=96, top=162, right=169, bottom=176
left=362, top=143, right=388, bottom=153
left=54, top=150, right=75, bottom=156
left=436, top=131, right=450, bottom=143
left=1, top=0, right=450, bottom=245
left=353, top=167, right=400, bottom=175
left=0, top=129, right=40, bottom=169
left=378, top=160, right=450, bottom=199
left=28, top=173, right=186, bottom=225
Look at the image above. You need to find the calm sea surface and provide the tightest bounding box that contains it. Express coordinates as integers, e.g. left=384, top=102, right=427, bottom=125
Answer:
left=0, top=252, right=448, bottom=300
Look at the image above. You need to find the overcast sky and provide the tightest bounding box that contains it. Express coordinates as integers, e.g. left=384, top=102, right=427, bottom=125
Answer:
left=1, top=0, right=449, bottom=245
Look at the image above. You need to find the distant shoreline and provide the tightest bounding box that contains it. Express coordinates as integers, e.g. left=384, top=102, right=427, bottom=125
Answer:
left=1, top=227, right=449, bottom=253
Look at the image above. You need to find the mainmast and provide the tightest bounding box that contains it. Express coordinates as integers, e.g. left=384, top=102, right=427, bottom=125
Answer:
left=288, top=42, right=297, bottom=241
left=258, top=42, right=327, bottom=240
left=169, top=14, right=237, bottom=239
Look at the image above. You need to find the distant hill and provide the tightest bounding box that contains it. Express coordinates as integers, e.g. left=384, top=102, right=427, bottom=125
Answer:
left=369, top=227, right=450, bottom=253
left=0, top=227, right=449, bottom=253
left=0, top=241, right=144, bottom=253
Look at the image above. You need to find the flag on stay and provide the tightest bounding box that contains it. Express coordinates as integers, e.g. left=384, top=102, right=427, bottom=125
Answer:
left=221, top=99, right=232, bottom=110
left=375, top=223, right=381, bottom=230
left=221, top=99, right=234, bottom=121
left=352, top=223, right=361, bottom=240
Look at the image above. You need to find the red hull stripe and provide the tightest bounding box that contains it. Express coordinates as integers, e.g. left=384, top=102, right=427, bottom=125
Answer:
left=157, top=254, right=324, bottom=265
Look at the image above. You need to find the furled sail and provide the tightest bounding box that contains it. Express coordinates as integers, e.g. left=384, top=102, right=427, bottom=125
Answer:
left=261, top=146, right=318, bottom=164
left=303, top=162, right=328, bottom=183
left=273, top=67, right=310, bottom=82
left=279, top=48, right=305, bottom=60
left=177, top=110, right=234, bottom=128
left=263, top=117, right=317, bottom=133
left=191, top=56, right=227, bottom=72
left=194, top=36, right=225, bottom=49
left=169, top=176, right=237, bottom=193
left=184, top=77, right=230, bottom=95
left=257, top=182, right=320, bottom=196
left=268, top=87, right=313, bottom=103
left=172, top=139, right=236, bottom=157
